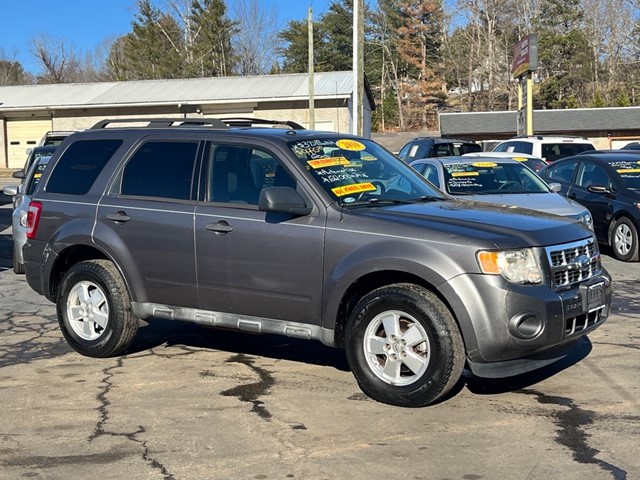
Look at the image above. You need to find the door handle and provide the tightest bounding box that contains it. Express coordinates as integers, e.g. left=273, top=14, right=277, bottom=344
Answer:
left=106, top=211, right=131, bottom=223
left=206, top=221, right=234, bottom=234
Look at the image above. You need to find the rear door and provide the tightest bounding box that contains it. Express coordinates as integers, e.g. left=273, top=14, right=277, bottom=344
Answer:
left=96, top=138, right=201, bottom=308
left=194, top=141, right=325, bottom=324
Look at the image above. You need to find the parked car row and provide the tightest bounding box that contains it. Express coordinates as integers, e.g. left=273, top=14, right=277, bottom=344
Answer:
left=3, top=147, right=57, bottom=273
left=396, top=134, right=639, bottom=263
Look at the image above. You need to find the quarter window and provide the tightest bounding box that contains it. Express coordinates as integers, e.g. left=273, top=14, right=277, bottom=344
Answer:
left=121, top=141, right=199, bottom=200
left=47, top=140, right=122, bottom=195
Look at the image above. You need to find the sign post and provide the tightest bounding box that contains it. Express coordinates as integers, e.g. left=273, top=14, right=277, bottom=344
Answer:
left=511, top=34, right=538, bottom=136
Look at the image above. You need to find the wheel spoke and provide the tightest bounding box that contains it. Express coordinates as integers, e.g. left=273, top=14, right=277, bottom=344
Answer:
left=83, top=319, right=94, bottom=337
left=366, top=336, right=388, bottom=355
left=76, top=283, right=91, bottom=303
left=88, top=288, right=106, bottom=309
left=68, top=306, right=85, bottom=322
left=402, top=324, right=425, bottom=347
left=381, top=312, right=401, bottom=338
left=402, top=350, right=428, bottom=375
left=382, top=356, right=402, bottom=382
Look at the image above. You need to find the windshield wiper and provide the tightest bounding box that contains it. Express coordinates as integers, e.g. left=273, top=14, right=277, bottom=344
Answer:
left=406, top=195, right=443, bottom=203
left=346, top=196, right=443, bottom=208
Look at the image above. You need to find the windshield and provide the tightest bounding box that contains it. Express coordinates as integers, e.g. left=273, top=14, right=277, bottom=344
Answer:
left=287, top=137, right=445, bottom=205
left=609, top=159, right=640, bottom=189
left=26, top=158, right=51, bottom=195
left=442, top=161, right=550, bottom=195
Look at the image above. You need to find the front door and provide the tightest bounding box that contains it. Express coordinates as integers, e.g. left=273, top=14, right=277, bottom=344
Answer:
left=194, top=143, right=325, bottom=324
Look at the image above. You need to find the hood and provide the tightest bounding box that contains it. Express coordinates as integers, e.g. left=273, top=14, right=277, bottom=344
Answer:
left=348, top=199, right=592, bottom=249
left=460, top=192, right=587, bottom=217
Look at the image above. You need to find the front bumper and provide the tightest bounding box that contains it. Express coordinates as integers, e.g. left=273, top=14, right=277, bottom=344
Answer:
left=441, top=268, right=612, bottom=377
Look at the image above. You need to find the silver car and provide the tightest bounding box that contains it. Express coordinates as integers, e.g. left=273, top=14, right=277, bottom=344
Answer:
left=2, top=155, right=52, bottom=274
left=410, top=156, right=594, bottom=230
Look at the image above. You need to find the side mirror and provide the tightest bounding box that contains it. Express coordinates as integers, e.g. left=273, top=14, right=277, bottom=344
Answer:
left=3, top=185, right=18, bottom=196
left=548, top=182, right=562, bottom=192
left=259, top=186, right=312, bottom=216
left=12, top=169, right=25, bottom=179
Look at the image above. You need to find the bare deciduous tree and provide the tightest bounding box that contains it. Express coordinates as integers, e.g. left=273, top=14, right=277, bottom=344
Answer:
left=30, top=34, right=83, bottom=83
left=231, top=0, right=281, bottom=75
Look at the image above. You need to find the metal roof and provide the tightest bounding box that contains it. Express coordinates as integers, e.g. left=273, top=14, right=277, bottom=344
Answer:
left=0, top=71, right=356, bottom=112
left=440, top=107, right=640, bottom=138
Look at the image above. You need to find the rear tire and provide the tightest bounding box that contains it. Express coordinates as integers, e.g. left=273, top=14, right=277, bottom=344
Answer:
left=345, top=284, right=465, bottom=407
left=57, top=260, right=138, bottom=357
left=610, top=217, right=638, bottom=262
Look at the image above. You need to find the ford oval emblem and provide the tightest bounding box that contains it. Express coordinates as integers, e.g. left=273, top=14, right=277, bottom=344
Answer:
left=575, top=254, right=591, bottom=269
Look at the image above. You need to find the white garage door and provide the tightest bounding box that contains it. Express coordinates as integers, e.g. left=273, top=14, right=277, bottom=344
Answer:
left=6, top=119, right=52, bottom=168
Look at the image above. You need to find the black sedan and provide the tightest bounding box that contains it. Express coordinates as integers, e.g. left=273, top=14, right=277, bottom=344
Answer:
left=538, top=152, right=640, bottom=261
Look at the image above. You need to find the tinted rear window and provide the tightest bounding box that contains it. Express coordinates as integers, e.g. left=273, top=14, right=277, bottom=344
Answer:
left=47, top=140, right=122, bottom=195
left=432, top=142, right=481, bottom=157
left=542, top=143, right=593, bottom=162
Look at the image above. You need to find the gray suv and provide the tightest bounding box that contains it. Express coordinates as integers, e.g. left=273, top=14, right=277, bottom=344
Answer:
left=23, top=118, right=612, bottom=407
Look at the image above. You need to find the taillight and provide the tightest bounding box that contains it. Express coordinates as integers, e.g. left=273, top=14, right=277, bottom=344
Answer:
left=26, top=201, right=42, bottom=239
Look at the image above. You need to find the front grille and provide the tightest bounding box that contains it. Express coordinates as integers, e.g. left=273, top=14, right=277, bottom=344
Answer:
left=545, top=238, right=600, bottom=290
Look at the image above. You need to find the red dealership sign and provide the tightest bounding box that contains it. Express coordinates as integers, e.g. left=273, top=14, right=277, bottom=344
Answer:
left=512, top=34, right=538, bottom=78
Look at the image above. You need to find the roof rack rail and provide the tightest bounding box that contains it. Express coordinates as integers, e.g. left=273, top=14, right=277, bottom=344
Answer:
left=218, top=117, right=306, bottom=130
left=89, top=118, right=229, bottom=129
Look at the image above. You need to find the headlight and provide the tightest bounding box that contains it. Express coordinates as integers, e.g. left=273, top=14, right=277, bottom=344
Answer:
left=577, top=211, right=593, bottom=230
left=477, top=248, right=542, bottom=284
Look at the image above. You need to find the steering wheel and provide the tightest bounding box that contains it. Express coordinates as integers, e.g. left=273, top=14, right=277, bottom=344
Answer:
left=371, top=181, right=386, bottom=195
left=499, top=181, right=522, bottom=191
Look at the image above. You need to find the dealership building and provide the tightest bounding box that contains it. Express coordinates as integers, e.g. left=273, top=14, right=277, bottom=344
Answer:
left=0, top=71, right=373, bottom=169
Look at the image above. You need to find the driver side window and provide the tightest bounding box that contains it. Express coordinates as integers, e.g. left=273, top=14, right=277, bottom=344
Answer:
left=203, top=144, right=296, bottom=205
left=577, top=163, right=610, bottom=189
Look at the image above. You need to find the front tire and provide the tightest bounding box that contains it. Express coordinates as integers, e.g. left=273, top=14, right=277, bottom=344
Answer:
left=610, top=217, right=639, bottom=262
left=345, top=284, right=465, bottom=407
left=57, top=260, right=138, bottom=357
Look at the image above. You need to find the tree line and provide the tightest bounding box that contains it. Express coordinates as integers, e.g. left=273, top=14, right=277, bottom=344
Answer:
left=1, top=0, right=639, bottom=131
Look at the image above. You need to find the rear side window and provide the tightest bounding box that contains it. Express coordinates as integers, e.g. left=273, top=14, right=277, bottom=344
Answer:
left=121, top=141, right=199, bottom=200
left=542, top=143, right=593, bottom=162
left=498, top=141, right=533, bottom=155
left=47, top=140, right=122, bottom=195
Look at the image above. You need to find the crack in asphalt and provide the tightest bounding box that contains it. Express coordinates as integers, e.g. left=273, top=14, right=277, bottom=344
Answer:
left=220, top=353, right=275, bottom=420
left=518, top=389, right=628, bottom=480
left=0, top=311, right=70, bottom=368
left=89, top=357, right=176, bottom=480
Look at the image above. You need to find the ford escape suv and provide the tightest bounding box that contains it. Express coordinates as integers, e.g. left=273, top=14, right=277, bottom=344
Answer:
left=22, top=118, right=612, bottom=407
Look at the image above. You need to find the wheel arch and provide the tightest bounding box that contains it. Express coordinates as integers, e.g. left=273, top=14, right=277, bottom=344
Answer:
left=331, top=270, right=462, bottom=349
left=607, top=211, right=639, bottom=242
left=47, top=244, right=141, bottom=304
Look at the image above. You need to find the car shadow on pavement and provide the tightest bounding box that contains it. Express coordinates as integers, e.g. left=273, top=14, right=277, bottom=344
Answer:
left=126, top=318, right=351, bottom=372
left=454, top=337, right=593, bottom=399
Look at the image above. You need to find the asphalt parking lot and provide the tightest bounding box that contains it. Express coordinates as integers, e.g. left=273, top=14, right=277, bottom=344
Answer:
left=0, top=195, right=638, bottom=480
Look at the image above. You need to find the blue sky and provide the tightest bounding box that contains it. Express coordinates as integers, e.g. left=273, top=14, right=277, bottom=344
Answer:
left=0, top=0, right=332, bottom=74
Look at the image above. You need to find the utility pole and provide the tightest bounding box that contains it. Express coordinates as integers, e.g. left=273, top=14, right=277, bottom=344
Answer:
left=352, top=0, right=364, bottom=136
left=308, top=7, right=315, bottom=130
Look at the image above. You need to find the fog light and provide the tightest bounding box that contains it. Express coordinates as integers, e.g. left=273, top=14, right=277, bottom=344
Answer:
left=508, top=313, right=544, bottom=339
